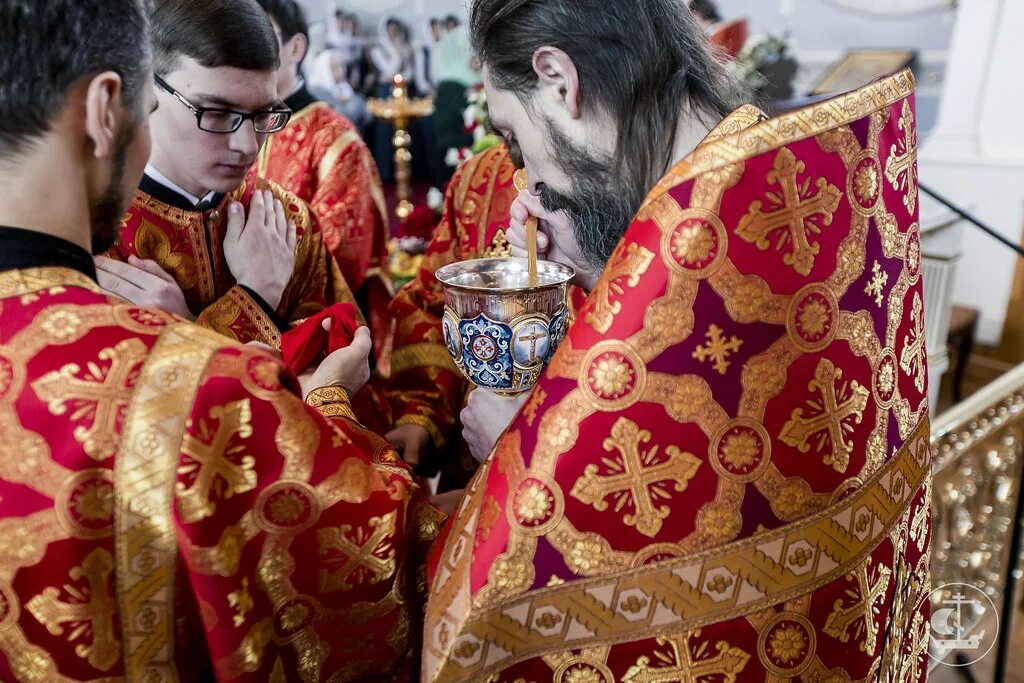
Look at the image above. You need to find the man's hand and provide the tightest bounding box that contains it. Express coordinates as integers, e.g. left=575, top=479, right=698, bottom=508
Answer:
left=386, top=423, right=433, bottom=466
left=507, top=190, right=600, bottom=292
left=224, top=190, right=298, bottom=311
left=461, top=389, right=529, bottom=463
left=300, top=324, right=372, bottom=399
left=95, top=255, right=194, bottom=320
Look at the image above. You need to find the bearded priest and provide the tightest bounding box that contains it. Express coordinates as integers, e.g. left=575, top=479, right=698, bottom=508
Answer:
left=386, top=144, right=586, bottom=490
left=424, top=0, right=931, bottom=680
left=97, top=0, right=355, bottom=349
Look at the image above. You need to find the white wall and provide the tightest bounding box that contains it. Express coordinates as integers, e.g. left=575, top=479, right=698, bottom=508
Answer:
left=301, top=0, right=956, bottom=53
left=715, top=0, right=956, bottom=51
left=921, top=0, right=1024, bottom=346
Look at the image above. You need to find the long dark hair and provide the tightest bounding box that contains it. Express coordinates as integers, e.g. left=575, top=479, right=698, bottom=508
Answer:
left=470, top=0, right=743, bottom=195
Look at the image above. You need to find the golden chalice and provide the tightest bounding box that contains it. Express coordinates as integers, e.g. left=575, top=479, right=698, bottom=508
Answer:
left=436, top=169, right=573, bottom=395
left=436, top=258, right=574, bottom=395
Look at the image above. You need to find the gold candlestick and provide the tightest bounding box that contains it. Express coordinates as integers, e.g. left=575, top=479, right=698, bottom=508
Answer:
left=367, top=75, right=434, bottom=222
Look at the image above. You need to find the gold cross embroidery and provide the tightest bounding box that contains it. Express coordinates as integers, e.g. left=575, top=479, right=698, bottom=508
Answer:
left=910, top=490, right=930, bottom=552
left=318, top=511, right=398, bottom=592
left=864, top=261, right=889, bottom=307
left=571, top=418, right=701, bottom=538
left=228, top=577, right=255, bottom=628
left=585, top=243, right=655, bottom=334
left=32, top=338, right=148, bottom=462
left=176, top=399, right=258, bottom=524
left=885, top=100, right=918, bottom=215
left=483, top=229, right=512, bottom=258
left=882, top=611, right=928, bottom=682
left=736, top=147, right=843, bottom=276
left=779, top=358, right=869, bottom=473
left=899, top=292, right=927, bottom=394
left=622, top=633, right=750, bottom=683
left=823, top=560, right=892, bottom=654
left=26, top=547, right=120, bottom=672
left=692, top=325, right=744, bottom=375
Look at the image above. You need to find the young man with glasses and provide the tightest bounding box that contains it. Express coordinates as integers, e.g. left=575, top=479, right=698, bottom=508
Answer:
left=98, top=0, right=356, bottom=349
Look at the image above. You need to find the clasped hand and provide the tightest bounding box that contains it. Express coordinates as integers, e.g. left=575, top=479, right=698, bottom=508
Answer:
left=96, top=191, right=298, bottom=316
left=224, top=190, right=298, bottom=310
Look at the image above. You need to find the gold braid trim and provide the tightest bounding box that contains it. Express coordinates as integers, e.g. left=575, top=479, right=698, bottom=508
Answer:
left=426, top=417, right=931, bottom=681
left=391, top=342, right=459, bottom=375
left=229, top=286, right=283, bottom=348
left=116, top=322, right=226, bottom=679
left=306, top=385, right=359, bottom=423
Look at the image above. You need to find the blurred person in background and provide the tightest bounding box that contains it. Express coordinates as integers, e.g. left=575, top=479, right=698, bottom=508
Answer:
left=258, top=0, right=387, bottom=322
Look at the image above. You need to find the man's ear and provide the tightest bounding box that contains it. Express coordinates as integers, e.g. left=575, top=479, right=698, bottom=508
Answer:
left=532, top=46, right=581, bottom=120
left=288, top=33, right=309, bottom=66
left=83, top=71, right=124, bottom=159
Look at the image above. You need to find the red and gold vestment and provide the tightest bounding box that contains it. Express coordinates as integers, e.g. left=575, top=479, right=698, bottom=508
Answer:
left=0, top=265, right=440, bottom=681
left=424, top=71, right=931, bottom=682
left=110, top=174, right=355, bottom=348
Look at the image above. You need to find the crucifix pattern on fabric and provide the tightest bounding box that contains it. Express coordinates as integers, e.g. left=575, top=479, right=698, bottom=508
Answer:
left=26, top=548, right=120, bottom=672
left=31, top=339, right=148, bottom=461
left=823, top=560, right=892, bottom=655
left=885, top=100, right=918, bottom=215
left=737, top=147, right=843, bottom=276
left=317, top=511, right=398, bottom=593
left=571, top=417, right=702, bottom=538
left=176, top=399, right=258, bottom=524
left=692, top=324, right=744, bottom=375
left=900, top=292, right=927, bottom=393
left=622, top=633, right=751, bottom=682
left=779, top=358, right=870, bottom=474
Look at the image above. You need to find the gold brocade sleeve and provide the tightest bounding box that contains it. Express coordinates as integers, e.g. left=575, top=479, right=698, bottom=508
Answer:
left=195, top=285, right=283, bottom=347
left=306, top=385, right=360, bottom=423
left=312, top=131, right=389, bottom=293
left=170, top=343, right=440, bottom=681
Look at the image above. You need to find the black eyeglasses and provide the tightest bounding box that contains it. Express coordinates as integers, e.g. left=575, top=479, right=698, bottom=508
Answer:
left=154, top=75, right=292, bottom=134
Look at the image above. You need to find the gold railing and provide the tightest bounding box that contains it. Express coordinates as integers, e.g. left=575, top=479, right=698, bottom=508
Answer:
left=929, top=362, right=1024, bottom=669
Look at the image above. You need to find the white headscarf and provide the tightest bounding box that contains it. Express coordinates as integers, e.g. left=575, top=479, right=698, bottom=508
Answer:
left=310, top=48, right=357, bottom=104
left=371, top=15, right=414, bottom=81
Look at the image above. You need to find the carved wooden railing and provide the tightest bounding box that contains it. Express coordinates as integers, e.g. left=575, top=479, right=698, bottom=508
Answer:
left=929, top=363, right=1024, bottom=672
